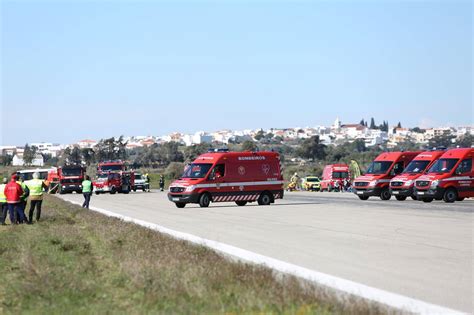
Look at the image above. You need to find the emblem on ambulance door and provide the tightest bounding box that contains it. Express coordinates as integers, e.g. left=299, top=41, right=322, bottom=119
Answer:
left=262, top=164, right=270, bottom=175
left=238, top=166, right=246, bottom=175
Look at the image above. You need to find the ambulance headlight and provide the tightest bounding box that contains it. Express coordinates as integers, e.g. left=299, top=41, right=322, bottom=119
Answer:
left=430, top=180, right=439, bottom=189
left=404, top=180, right=413, bottom=186
left=368, top=180, right=378, bottom=187
left=185, top=185, right=196, bottom=192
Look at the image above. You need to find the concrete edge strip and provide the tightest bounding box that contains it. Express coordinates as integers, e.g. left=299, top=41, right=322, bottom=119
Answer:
left=65, top=199, right=464, bottom=315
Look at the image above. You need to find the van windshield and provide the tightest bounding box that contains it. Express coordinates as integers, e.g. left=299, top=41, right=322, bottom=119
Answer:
left=402, top=160, right=430, bottom=174
left=333, top=172, right=348, bottom=178
left=182, top=163, right=213, bottom=179
left=366, top=161, right=393, bottom=174
left=427, top=158, right=458, bottom=174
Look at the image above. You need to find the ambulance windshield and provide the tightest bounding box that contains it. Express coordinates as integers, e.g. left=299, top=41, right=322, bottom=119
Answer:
left=182, top=163, right=213, bottom=179
left=366, top=161, right=393, bottom=174
left=427, top=158, right=458, bottom=174
left=402, top=160, right=430, bottom=174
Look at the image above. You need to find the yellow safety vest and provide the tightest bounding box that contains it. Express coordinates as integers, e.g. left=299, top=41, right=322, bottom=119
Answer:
left=26, top=179, right=44, bottom=196
left=0, top=184, right=6, bottom=203
left=82, top=180, right=93, bottom=193
left=17, top=181, right=28, bottom=200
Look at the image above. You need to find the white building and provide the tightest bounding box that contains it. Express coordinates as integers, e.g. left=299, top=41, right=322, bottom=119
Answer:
left=340, top=124, right=368, bottom=138
left=183, top=132, right=213, bottom=146
left=77, top=139, right=97, bottom=149
left=0, top=146, right=18, bottom=156
left=12, top=153, right=44, bottom=167
left=424, top=127, right=453, bottom=139
left=31, top=142, right=62, bottom=157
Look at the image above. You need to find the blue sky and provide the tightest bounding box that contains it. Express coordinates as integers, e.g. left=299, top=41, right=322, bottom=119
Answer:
left=1, top=0, right=472, bottom=145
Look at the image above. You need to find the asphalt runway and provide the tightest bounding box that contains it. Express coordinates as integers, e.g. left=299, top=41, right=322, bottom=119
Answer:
left=58, top=191, right=473, bottom=313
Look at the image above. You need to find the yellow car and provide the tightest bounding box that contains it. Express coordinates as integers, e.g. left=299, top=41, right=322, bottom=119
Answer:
left=303, top=176, right=321, bottom=191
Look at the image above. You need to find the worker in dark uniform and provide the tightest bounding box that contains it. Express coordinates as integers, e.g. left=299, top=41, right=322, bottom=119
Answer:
left=159, top=175, right=165, bottom=192
left=16, top=175, right=29, bottom=224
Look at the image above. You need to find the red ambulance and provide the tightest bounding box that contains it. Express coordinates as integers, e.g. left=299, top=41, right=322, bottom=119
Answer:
left=168, top=150, right=284, bottom=208
left=320, top=164, right=350, bottom=191
left=389, top=150, right=445, bottom=200
left=414, top=148, right=474, bottom=203
left=353, top=151, right=421, bottom=200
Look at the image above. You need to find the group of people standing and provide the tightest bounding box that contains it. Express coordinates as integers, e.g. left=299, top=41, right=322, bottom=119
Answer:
left=0, top=172, right=47, bottom=225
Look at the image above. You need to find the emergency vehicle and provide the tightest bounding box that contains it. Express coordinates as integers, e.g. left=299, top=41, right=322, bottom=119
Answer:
left=353, top=151, right=421, bottom=200
left=55, top=165, right=85, bottom=194
left=320, top=164, right=350, bottom=192
left=94, top=160, right=134, bottom=194
left=414, top=148, right=474, bottom=203
left=168, top=150, right=284, bottom=208
left=132, top=172, right=150, bottom=192
left=302, top=176, right=321, bottom=191
left=93, top=172, right=134, bottom=194
left=389, top=150, right=445, bottom=200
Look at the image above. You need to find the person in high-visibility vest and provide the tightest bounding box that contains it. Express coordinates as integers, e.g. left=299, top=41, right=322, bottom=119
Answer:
left=16, top=175, right=29, bottom=224
left=25, top=172, right=48, bottom=223
left=81, top=175, right=93, bottom=209
left=0, top=178, right=8, bottom=225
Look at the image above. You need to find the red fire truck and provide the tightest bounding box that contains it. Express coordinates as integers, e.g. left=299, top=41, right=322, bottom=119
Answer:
left=353, top=151, right=421, bottom=200
left=389, top=150, right=445, bottom=200
left=168, top=150, right=284, bottom=208
left=414, top=148, right=474, bottom=203
left=57, top=165, right=85, bottom=194
left=93, top=160, right=134, bottom=194
left=320, top=164, right=350, bottom=192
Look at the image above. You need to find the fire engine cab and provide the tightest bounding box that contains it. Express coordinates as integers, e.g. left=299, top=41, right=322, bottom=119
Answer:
left=353, top=151, right=421, bottom=200
left=414, top=148, right=474, bottom=203
left=168, top=150, right=284, bottom=208
left=389, top=150, right=445, bottom=200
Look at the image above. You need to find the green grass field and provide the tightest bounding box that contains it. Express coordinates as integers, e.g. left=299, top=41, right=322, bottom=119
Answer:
left=0, top=196, right=387, bottom=314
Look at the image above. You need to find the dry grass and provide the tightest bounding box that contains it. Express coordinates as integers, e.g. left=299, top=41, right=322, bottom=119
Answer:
left=0, top=195, right=394, bottom=314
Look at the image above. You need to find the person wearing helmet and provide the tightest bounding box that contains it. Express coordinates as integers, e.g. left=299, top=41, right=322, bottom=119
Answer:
left=26, top=172, right=49, bottom=223
left=0, top=178, right=8, bottom=225
left=290, top=172, right=300, bottom=190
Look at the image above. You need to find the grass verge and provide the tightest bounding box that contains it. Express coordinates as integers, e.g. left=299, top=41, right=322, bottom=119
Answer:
left=0, top=195, right=390, bottom=314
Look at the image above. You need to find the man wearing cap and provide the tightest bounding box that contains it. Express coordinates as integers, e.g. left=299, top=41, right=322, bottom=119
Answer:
left=4, top=174, right=25, bottom=224
left=0, top=178, right=8, bottom=225
left=26, top=172, right=48, bottom=223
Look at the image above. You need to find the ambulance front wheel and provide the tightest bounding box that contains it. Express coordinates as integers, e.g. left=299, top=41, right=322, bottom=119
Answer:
left=199, top=193, right=211, bottom=208
left=236, top=201, right=247, bottom=206
left=175, top=202, right=186, bottom=208
left=443, top=188, right=458, bottom=203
